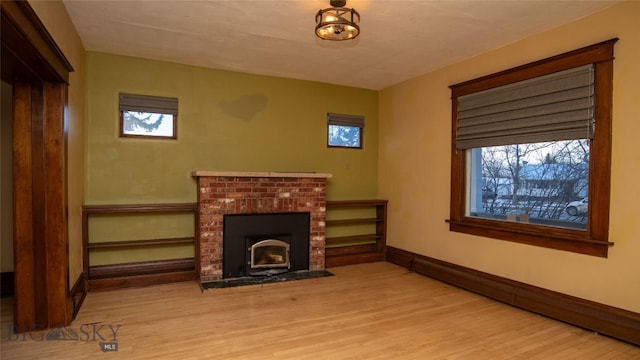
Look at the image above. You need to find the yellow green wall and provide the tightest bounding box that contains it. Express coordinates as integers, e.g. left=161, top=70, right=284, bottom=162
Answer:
left=28, top=0, right=86, bottom=288
left=379, top=1, right=640, bottom=313
left=86, top=52, right=378, bottom=264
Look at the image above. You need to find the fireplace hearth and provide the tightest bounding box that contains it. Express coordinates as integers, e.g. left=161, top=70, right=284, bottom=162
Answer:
left=201, top=269, right=334, bottom=289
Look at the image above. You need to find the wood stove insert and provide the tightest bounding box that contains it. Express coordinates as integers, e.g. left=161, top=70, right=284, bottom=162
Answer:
left=223, top=212, right=310, bottom=278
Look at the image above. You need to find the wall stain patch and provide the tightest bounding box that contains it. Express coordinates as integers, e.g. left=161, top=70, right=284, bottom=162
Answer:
left=219, top=93, right=268, bottom=121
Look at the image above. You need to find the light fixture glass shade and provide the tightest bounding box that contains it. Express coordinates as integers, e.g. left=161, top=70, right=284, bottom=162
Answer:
left=315, top=1, right=360, bottom=41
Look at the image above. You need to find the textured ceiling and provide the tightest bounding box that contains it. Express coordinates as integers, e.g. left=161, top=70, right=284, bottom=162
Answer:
left=62, top=0, right=617, bottom=90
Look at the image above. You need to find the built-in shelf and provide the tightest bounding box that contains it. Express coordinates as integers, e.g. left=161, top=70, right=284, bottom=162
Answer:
left=82, top=203, right=198, bottom=291
left=325, top=200, right=388, bottom=267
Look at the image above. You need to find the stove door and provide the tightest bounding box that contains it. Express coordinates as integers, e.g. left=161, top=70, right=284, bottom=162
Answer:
left=250, top=239, right=290, bottom=269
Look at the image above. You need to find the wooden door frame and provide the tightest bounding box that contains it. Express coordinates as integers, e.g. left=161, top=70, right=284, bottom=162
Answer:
left=1, top=0, right=74, bottom=330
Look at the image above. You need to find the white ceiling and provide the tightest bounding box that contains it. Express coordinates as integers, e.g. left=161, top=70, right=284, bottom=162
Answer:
left=62, top=0, right=617, bottom=90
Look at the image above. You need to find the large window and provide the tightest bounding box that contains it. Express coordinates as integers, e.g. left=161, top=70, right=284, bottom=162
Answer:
left=449, top=39, right=617, bottom=257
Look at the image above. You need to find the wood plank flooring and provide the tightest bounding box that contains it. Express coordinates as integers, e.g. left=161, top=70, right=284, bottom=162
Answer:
left=1, top=262, right=638, bottom=359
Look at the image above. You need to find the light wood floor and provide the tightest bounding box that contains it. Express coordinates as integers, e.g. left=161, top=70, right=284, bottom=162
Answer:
left=1, top=262, right=638, bottom=359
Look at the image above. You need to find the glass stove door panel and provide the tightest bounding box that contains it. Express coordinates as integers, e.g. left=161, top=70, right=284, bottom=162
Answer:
left=251, top=240, right=290, bottom=268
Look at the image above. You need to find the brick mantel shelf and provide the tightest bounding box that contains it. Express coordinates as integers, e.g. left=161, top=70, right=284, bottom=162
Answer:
left=192, top=170, right=332, bottom=179
left=193, top=170, right=332, bottom=282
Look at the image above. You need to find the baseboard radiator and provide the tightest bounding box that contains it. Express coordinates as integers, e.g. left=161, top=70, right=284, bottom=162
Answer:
left=386, top=246, right=640, bottom=346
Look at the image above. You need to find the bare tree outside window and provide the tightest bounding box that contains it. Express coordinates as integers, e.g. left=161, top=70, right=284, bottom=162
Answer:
left=122, top=111, right=174, bottom=137
left=471, top=140, right=589, bottom=230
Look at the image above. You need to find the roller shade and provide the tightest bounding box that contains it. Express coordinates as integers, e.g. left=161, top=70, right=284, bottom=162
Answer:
left=119, top=93, right=178, bottom=114
left=327, top=113, right=365, bottom=128
left=456, top=64, right=594, bottom=149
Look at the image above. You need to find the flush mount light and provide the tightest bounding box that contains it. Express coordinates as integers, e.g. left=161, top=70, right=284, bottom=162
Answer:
left=315, top=0, right=360, bottom=41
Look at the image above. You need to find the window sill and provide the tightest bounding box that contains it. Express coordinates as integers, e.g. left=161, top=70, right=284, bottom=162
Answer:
left=447, top=218, right=612, bottom=257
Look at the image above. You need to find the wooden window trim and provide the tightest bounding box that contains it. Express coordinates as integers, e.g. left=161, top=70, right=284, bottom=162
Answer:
left=448, top=39, right=618, bottom=257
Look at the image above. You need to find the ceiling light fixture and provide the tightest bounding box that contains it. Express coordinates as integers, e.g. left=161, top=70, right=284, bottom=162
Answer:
left=315, top=0, right=360, bottom=41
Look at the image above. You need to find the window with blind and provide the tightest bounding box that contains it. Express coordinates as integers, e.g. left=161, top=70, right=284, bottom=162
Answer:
left=448, top=39, right=617, bottom=257
left=119, top=93, right=178, bottom=139
left=327, top=113, right=364, bottom=148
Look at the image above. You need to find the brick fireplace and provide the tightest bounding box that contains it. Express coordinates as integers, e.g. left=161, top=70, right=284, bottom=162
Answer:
left=192, top=171, right=332, bottom=282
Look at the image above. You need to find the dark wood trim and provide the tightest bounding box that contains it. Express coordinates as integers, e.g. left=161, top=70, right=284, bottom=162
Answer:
left=88, top=258, right=196, bottom=292
left=327, top=243, right=377, bottom=256
left=326, top=234, right=382, bottom=244
left=448, top=39, right=617, bottom=258
left=449, top=38, right=618, bottom=97
left=12, top=81, right=70, bottom=328
left=31, top=83, right=48, bottom=326
left=89, top=271, right=197, bottom=292
left=88, top=237, right=195, bottom=249
left=3, top=0, right=73, bottom=331
left=386, top=246, right=640, bottom=346
left=325, top=244, right=382, bottom=268
left=69, top=273, right=86, bottom=320
left=589, top=56, right=614, bottom=243
left=326, top=199, right=388, bottom=207
left=1, top=0, right=73, bottom=83
left=43, top=82, right=69, bottom=327
left=448, top=220, right=612, bottom=257
left=88, top=258, right=195, bottom=280
left=1, top=272, right=15, bottom=297
left=325, top=218, right=383, bottom=226
left=12, top=82, right=36, bottom=328
left=82, top=202, right=197, bottom=214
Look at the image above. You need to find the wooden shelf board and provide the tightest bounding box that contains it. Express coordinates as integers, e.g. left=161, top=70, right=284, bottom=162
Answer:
left=325, top=218, right=382, bottom=226
left=326, top=199, right=388, bottom=208
left=83, top=203, right=197, bottom=214
left=89, top=237, right=194, bottom=249
left=326, top=234, right=382, bottom=243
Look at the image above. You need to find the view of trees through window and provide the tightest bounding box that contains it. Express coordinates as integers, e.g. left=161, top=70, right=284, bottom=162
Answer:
left=328, top=124, right=361, bottom=148
left=122, top=111, right=174, bottom=137
left=469, top=139, right=589, bottom=230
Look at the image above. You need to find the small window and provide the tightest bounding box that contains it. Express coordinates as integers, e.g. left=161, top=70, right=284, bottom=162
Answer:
left=449, top=39, right=617, bottom=257
left=119, top=93, right=178, bottom=139
left=327, top=113, right=364, bottom=148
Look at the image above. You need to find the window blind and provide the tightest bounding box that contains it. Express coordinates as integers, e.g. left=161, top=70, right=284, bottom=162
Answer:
left=119, top=93, right=178, bottom=114
left=327, top=113, right=365, bottom=128
left=456, top=64, right=594, bottom=149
